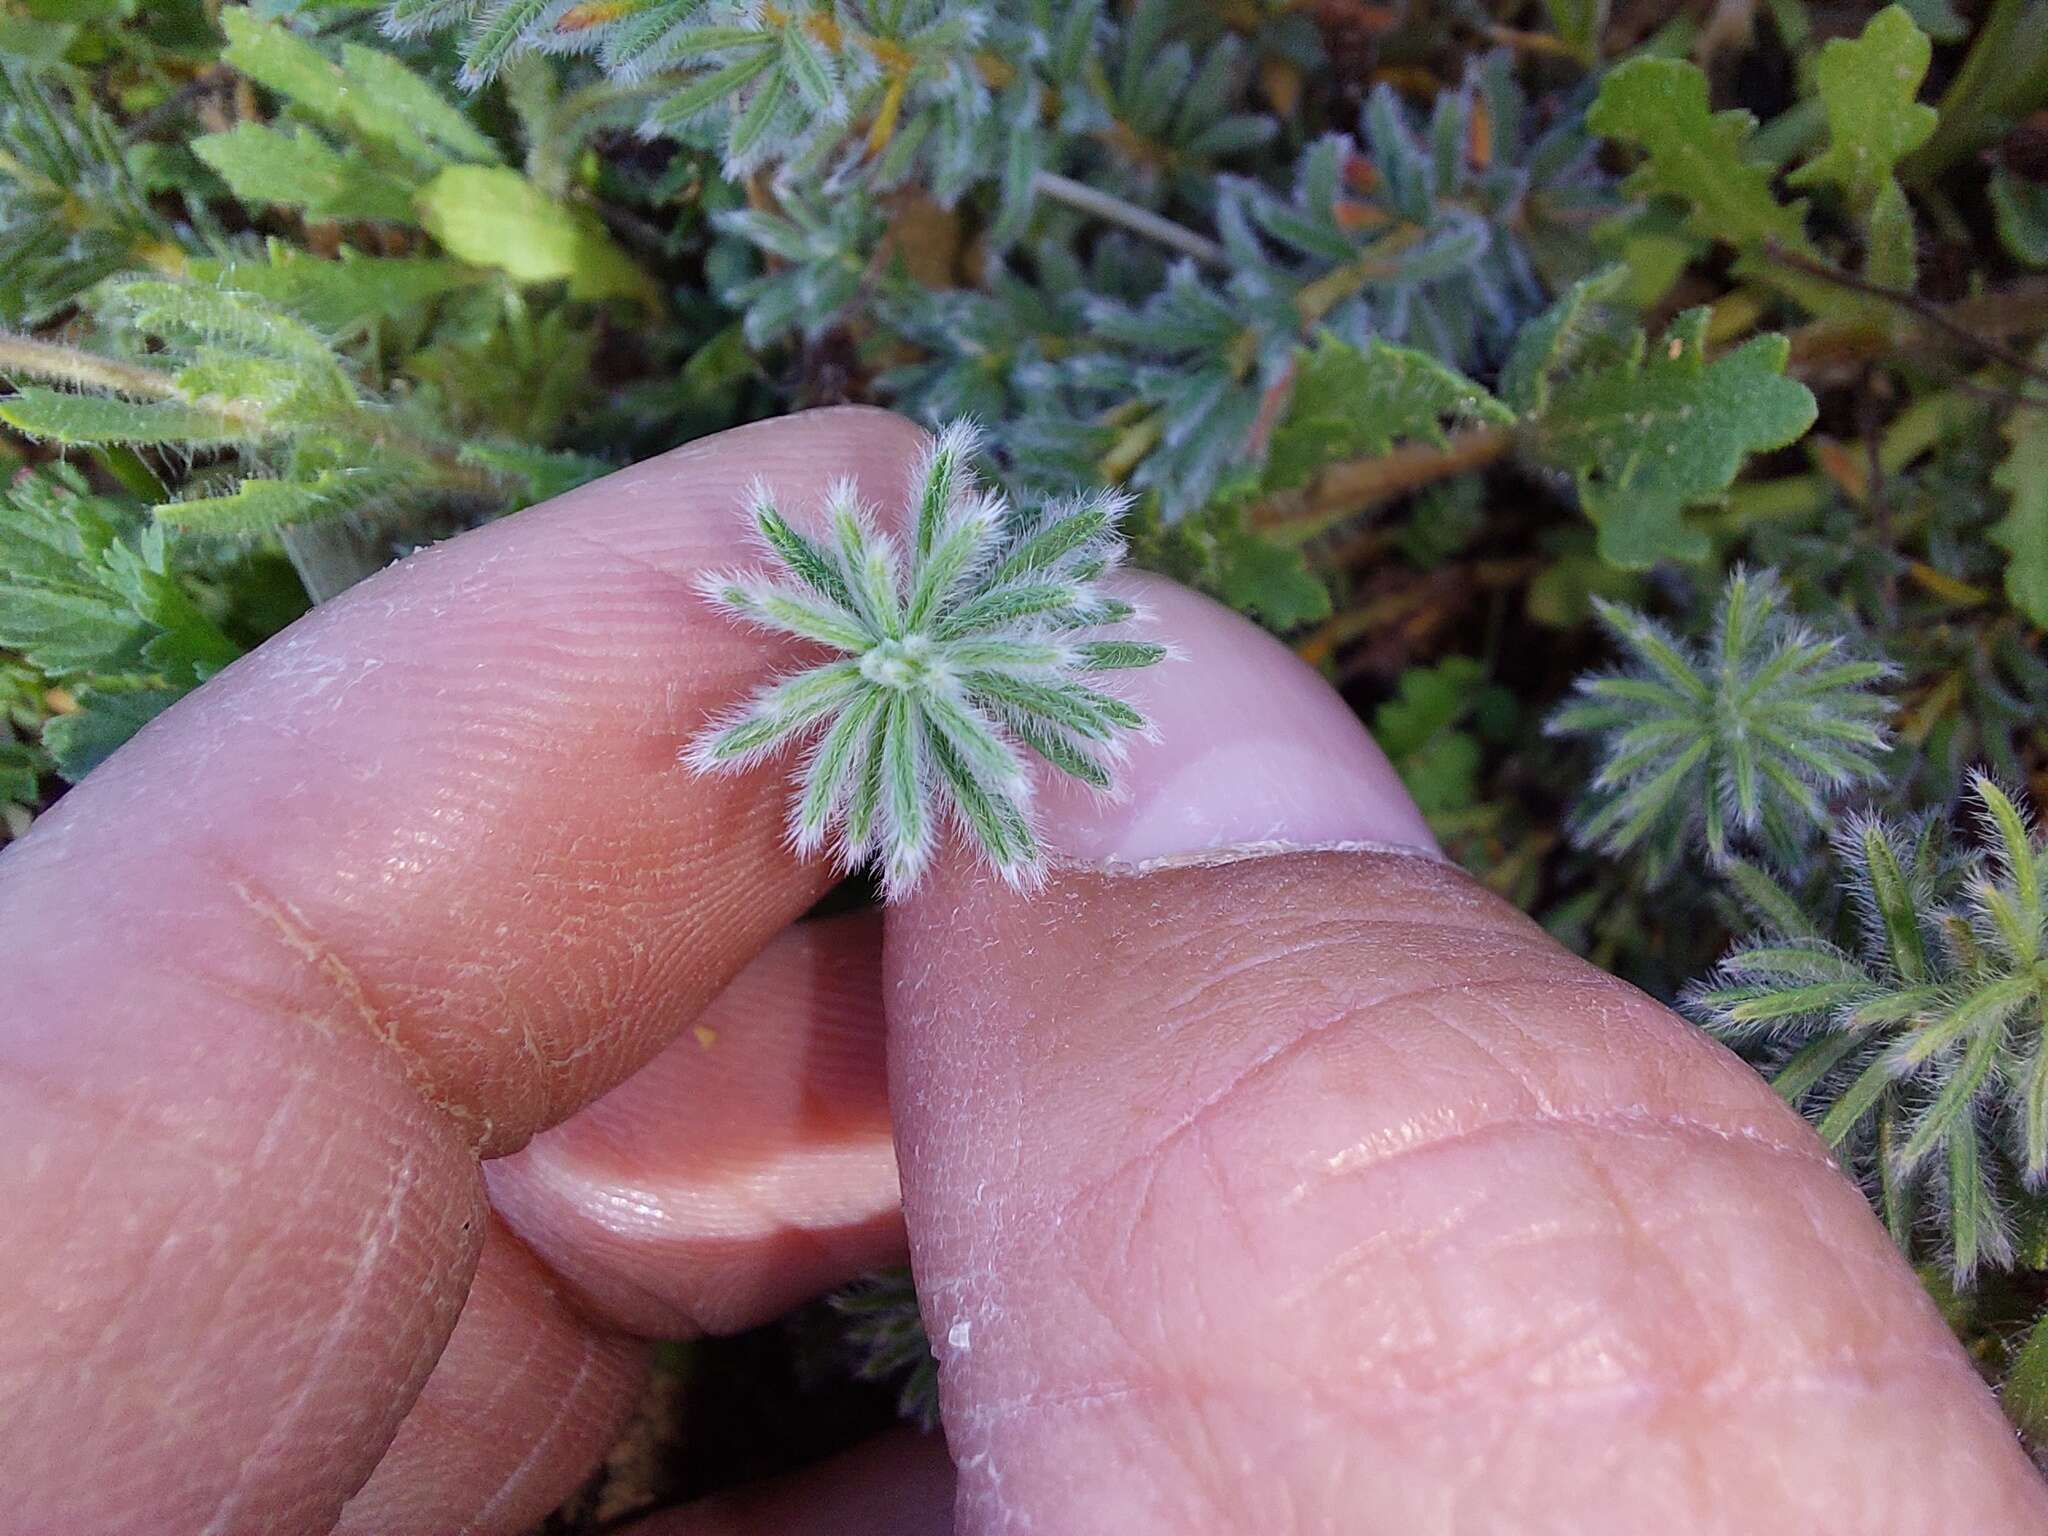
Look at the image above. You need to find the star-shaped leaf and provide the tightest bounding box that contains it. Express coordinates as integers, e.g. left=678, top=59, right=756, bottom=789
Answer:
left=687, top=423, right=1167, bottom=897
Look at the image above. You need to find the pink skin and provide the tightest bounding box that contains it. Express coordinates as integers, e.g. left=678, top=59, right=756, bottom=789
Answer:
left=0, top=407, right=2041, bottom=1534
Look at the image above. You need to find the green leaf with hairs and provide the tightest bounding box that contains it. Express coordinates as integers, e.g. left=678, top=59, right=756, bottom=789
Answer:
left=187, top=249, right=482, bottom=333
left=0, top=388, right=248, bottom=446
left=42, top=683, right=185, bottom=780
left=1588, top=57, right=1811, bottom=253
left=194, top=123, right=417, bottom=222
left=415, top=164, right=657, bottom=305
left=1532, top=309, right=1817, bottom=569
left=1264, top=333, right=1511, bottom=492
left=0, top=466, right=237, bottom=680
left=157, top=467, right=408, bottom=535
left=1788, top=6, right=1936, bottom=213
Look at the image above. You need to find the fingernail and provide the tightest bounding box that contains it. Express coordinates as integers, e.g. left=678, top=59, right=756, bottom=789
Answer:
left=1038, top=573, right=1438, bottom=864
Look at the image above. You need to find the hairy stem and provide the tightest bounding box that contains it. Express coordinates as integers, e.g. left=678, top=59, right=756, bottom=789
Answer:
left=0, top=332, right=503, bottom=505
left=0, top=332, right=217, bottom=409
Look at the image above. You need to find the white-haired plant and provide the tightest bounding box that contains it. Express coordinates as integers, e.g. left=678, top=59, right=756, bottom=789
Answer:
left=1547, top=567, right=1897, bottom=881
left=1686, top=775, right=2048, bottom=1282
left=685, top=424, right=1167, bottom=897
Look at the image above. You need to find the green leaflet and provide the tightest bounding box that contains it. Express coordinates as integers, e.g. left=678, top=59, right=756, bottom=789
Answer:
left=1210, top=516, right=1331, bottom=631
left=415, top=164, right=658, bottom=305
left=1532, top=310, right=1817, bottom=569
left=193, top=123, right=417, bottom=223
left=156, top=467, right=410, bottom=535
left=1787, top=6, right=1937, bottom=212
left=1587, top=56, right=1810, bottom=256
left=187, top=249, right=483, bottom=333
left=0, top=388, right=248, bottom=446
left=1263, top=333, right=1512, bottom=492
left=1373, top=656, right=1492, bottom=817
left=221, top=9, right=497, bottom=170
left=1991, top=369, right=2048, bottom=625
left=41, top=683, right=187, bottom=780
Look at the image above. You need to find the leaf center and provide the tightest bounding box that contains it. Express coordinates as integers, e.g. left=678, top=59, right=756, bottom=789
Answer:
left=860, top=634, right=936, bottom=692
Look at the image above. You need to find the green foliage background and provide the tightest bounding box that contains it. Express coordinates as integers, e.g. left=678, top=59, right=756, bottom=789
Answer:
left=5, top=0, right=2048, bottom=1514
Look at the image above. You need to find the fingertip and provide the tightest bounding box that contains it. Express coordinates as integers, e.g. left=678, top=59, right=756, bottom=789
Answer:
left=1034, top=572, right=1435, bottom=867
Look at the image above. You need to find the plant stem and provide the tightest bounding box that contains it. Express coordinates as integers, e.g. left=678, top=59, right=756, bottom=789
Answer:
left=1031, top=171, right=1230, bottom=271
left=1763, top=246, right=2048, bottom=390
left=0, top=331, right=216, bottom=408
left=1250, top=424, right=1514, bottom=537
left=0, top=331, right=502, bottom=502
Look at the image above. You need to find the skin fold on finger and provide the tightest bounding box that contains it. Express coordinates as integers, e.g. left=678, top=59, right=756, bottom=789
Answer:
left=0, top=407, right=930, bottom=1532
left=623, top=1429, right=954, bottom=1536
left=486, top=911, right=905, bottom=1338
left=335, top=1216, right=647, bottom=1536
left=886, top=577, right=2048, bottom=1535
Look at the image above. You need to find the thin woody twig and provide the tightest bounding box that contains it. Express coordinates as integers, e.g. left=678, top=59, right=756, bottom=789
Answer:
left=1764, top=243, right=2048, bottom=391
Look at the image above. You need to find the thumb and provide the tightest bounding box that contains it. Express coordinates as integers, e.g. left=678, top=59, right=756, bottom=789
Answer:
left=884, top=575, right=2048, bottom=1535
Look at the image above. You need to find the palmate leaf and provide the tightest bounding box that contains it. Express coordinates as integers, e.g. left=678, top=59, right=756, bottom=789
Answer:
left=1532, top=309, right=1817, bottom=569
left=1689, top=778, right=2048, bottom=1283
left=686, top=421, right=1165, bottom=897
left=1550, top=567, right=1893, bottom=874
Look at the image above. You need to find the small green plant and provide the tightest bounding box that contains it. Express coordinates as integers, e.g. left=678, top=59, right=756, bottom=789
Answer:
left=1688, top=777, right=2048, bottom=1283
left=686, top=423, right=1166, bottom=895
left=1548, top=569, right=1895, bottom=879
left=830, top=1267, right=940, bottom=1431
